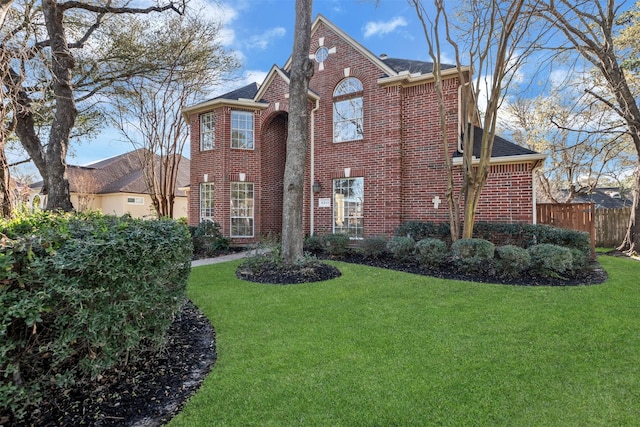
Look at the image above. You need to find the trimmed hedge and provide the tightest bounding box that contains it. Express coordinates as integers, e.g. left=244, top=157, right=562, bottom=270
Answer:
left=528, top=244, right=574, bottom=278
left=357, top=236, right=389, bottom=259
left=395, top=221, right=591, bottom=255
left=451, top=238, right=495, bottom=274
left=415, top=238, right=448, bottom=268
left=387, top=236, right=416, bottom=262
left=0, top=211, right=192, bottom=423
left=495, top=245, right=531, bottom=277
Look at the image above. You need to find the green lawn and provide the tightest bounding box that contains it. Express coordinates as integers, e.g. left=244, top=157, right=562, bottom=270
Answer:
left=170, top=256, right=640, bottom=426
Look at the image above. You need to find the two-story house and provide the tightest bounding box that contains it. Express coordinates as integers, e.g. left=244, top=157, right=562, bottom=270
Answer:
left=182, top=15, right=545, bottom=244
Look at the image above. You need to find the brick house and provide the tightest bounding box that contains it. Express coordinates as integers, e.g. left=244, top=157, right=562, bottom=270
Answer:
left=182, top=15, right=545, bottom=244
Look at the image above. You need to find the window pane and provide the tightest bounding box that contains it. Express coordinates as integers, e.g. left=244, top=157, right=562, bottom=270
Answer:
left=334, top=77, right=363, bottom=96
left=333, top=177, right=364, bottom=239
left=333, top=98, right=363, bottom=142
left=231, top=111, right=254, bottom=149
left=200, top=113, right=215, bottom=150
left=200, top=182, right=215, bottom=221
left=230, top=182, right=254, bottom=237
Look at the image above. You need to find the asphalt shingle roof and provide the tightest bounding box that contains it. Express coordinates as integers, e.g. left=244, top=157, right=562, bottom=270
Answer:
left=381, top=57, right=456, bottom=75
left=454, top=125, right=539, bottom=159
left=31, top=149, right=190, bottom=197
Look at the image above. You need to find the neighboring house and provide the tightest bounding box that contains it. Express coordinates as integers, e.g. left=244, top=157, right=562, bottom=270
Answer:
left=182, top=15, right=546, bottom=244
left=30, top=149, right=190, bottom=219
left=566, top=187, right=633, bottom=209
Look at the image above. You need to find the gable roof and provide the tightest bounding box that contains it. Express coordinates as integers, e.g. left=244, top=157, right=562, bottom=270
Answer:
left=31, top=149, right=190, bottom=197
left=453, top=126, right=546, bottom=164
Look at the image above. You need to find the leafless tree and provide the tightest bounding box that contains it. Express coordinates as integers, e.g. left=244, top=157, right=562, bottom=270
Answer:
left=411, top=0, right=539, bottom=240
left=111, top=13, right=239, bottom=218
left=534, top=0, right=640, bottom=254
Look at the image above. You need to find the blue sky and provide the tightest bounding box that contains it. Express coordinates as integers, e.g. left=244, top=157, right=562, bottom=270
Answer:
left=66, top=0, right=446, bottom=167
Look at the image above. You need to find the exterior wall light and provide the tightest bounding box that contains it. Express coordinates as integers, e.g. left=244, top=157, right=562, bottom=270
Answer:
left=312, top=182, right=322, bottom=193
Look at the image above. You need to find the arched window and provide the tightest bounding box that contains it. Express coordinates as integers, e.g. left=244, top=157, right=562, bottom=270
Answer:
left=333, top=77, right=363, bottom=142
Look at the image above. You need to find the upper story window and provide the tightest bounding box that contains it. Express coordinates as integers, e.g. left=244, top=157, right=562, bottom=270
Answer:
left=333, top=77, right=364, bottom=143
left=200, top=112, right=215, bottom=151
left=231, top=111, right=254, bottom=150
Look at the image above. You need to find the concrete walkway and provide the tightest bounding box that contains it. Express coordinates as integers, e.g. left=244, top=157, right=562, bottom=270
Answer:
left=191, top=249, right=262, bottom=267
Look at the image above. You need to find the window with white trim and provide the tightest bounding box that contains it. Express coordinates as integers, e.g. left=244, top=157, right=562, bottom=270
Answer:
left=200, top=182, right=215, bottom=222
left=333, top=177, right=364, bottom=239
left=127, top=196, right=144, bottom=205
left=230, top=182, right=254, bottom=237
left=333, top=77, right=364, bottom=143
left=200, top=112, right=215, bottom=150
left=231, top=111, right=254, bottom=149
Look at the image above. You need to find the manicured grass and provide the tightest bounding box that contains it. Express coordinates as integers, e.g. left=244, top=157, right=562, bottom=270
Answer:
left=170, top=256, right=640, bottom=426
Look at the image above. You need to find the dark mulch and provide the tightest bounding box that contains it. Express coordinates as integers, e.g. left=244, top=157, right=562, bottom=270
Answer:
left=329, top=253, right=609, bottom=287
left=29, top=301, right=216, bottom=427
left=236, top=261, right=342, bottom=284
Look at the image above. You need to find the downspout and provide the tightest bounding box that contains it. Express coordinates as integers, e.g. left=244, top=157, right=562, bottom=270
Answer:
left=310, top=98, right=320, bottom=235
left=532, top=159, right=544, bottom=224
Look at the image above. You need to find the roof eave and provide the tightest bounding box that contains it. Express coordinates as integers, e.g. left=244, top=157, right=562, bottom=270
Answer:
left=181, top=98, right=269, bottom=122
left=377, top=66, right=468, bottom=88
left=452, top=153, right=547, bottom=166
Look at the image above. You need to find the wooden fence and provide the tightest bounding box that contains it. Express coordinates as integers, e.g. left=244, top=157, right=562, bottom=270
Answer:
left=537, top=203, right=632, bottom=249
left=536, top=203, right=595, bottom=253
left=595, top=207, right=631, bottom=248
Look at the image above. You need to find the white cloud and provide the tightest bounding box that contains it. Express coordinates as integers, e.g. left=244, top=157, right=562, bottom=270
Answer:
left=248, top=26, right=287, bottom=50
left=363, top=16, right=407, bottom=38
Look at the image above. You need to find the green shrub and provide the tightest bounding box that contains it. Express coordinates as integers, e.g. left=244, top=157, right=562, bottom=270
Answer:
left=304, top=234, right=325, bottom=254
left=357, top=236, right=388, bottom=259
left=527, top=244, right=574, bottom=278
left=451, top=238, right=495, bottom=274
left=395, top=221, right=450, bottom=242
left=570, top=248, right=589, bottom=272
left=191, top=221, right=230, bottom=257
left=387, top=236, right=416, bottom=262
left=415, top=238, right=447, bottom=268
left=495, top=245, right=531, bottom=277
left=322, top=233, right=351, bottom=256
left=0, top=211, right=192, bottom=423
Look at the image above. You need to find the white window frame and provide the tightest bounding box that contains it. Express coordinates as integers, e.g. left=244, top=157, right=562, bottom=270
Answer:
left=200, top=112, right=215, bottom=151
left=230, top=182, right=254, bottom=237
left=200, top=182, right=215, bottom=222
left=333, top=177, right=364, bottom=239
left=127, top=196, right=144, bottom=205
left=333, top=77, right=364, bottom=143
left=231, top=111, right=254, bottom=150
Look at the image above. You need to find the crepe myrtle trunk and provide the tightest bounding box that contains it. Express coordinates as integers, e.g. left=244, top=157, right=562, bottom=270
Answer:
left=281, top=0, right=314, bottom=264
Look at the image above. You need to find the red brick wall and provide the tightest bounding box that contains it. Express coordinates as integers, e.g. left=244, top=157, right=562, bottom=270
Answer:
left=188, top=20, right=536, bottom=243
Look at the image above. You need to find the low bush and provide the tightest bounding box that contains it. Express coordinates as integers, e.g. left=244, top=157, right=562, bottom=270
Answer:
left=528, top=244, right=574, bottom=278
left=387, top=236, right=416, bottom=262
left=415, top=238, right=447, bottom=268
left=0, top=211, right=192, bottom=423
left=495, top=245, right=531, bottom=277
left=304, top=234, right=325, bottom=255
left=451, top=238, right=495, bottom=274
left=569, top=248, right=589, bottom=272
left=357, top=236, right=388, bottom=259
left=322, top=233, right=351, bottom=256
left=190, top=221, right=230, bottom=258
left=395, top=221, right=450, bottom=242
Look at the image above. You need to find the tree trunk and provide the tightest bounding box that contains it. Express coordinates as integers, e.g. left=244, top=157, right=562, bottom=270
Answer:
left=0, top=141, right=12, bottom=217
left=619, top=167, right=640, bottom=254
left=281, top=0, right=314, bottom=264
left=13, top=0, right=77, bottom=212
